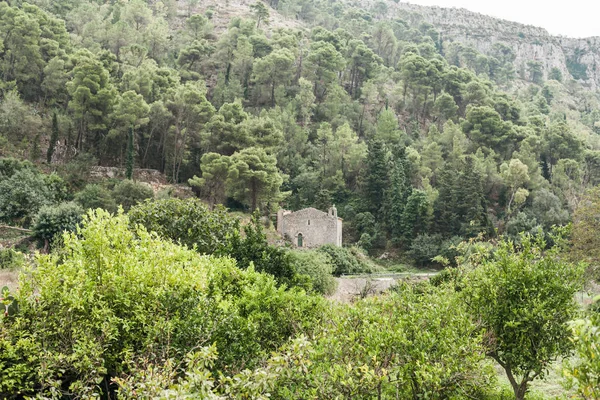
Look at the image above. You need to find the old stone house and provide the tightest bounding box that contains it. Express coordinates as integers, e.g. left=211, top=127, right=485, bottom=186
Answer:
left=277, top=206, right=342, bottom=248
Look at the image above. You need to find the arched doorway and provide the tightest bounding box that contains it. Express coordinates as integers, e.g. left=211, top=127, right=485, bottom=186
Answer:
left=297, top=233, right=303, bottom=247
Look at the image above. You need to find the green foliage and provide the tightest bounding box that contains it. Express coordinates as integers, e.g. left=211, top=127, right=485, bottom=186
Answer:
left=111, top=179, right=154, bottom=211
left=32, top=202, right=84, bottom=249
left=226, top=212, right=299, bottom=286
left=0, top=211, right=325, bottom=397
left=409, top=234, right=463, bottom=266
left=463, top=234, right=584, bottom=400
left=268, top=284, right=496, bottom=398
left=0, top=168, right=66, bottom=226
left=74, top=184, right=118, bottom=213
left=289, top=250, right=337, bottom=295
left=227, top=147, right=284, bottom=211
left=317, top=244, right=373, bottom=276
left=0, top=249, right=25, bottom=270
left=562, top=301, right=600, bottom=399
left=128, top=198, right=239, bottom=255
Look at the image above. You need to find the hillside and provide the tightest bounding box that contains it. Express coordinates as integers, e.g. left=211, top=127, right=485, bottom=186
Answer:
left=391, top=2, right=600, bottom=89
left=1, top=0, right=600, bottom=258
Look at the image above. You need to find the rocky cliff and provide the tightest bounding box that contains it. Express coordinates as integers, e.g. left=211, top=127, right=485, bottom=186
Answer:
left=380, top=2, right=600, bottom=89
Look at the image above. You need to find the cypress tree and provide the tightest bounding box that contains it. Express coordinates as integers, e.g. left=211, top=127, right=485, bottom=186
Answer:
left=126, top=126, right=134, bottom=180
left=362, top=139, right=389, bottom=215
left=386, top=150, right=412, bottom=240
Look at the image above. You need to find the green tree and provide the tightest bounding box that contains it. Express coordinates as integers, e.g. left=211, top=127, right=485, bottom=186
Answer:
left=305, top=40, right=345, bottom=100
left=227, top=147, right=284, bottom=211
left=571, top=186, right=600, bottom=281
left=0, top=169, right=60, bottom=226
left=32, top=202, right=83, bottom=251
left=67, top=50, right=116, bottom=155
left=362, top=139, right=389, bottom=215
left=188, top=152, right=232, bottom=208
left=250, top=1, right=270, bottom=29
left=400, top=189, right=430, bottom=246
left=464, top=235, right=584, bottom=400
left=252, top=48, right=295, bottom=106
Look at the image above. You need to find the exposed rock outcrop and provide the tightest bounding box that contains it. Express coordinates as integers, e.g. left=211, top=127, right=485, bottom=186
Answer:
left=377, top=2, right=600, bottom=88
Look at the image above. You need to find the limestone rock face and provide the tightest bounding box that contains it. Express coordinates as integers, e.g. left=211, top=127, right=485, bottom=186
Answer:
left=378, top=2, right=600, bottom=88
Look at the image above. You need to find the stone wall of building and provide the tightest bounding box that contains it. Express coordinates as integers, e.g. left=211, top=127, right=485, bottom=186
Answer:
left=278, top=207, right=342, bottom=248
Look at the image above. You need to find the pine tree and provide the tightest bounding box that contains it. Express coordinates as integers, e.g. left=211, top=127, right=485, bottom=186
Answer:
left=126, top=126, right=134, bottom=180
left=47, top=113, right=59, bottom=164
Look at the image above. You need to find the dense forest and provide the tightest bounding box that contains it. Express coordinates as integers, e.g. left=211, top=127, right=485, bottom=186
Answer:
left=2, top=0, right=600, bottom=254
left=1, top=0, right=600, bottom=399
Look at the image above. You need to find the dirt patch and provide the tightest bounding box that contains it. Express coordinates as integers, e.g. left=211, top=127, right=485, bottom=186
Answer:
left=328, top=273, right=438, bottom=303
left=0, top=269, right=19, bottom=292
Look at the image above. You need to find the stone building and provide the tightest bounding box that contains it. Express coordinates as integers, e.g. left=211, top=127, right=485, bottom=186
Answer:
left=277, top=206, right=342, bottom=248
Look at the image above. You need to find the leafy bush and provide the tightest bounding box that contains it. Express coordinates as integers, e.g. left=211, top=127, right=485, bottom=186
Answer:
left=0, top=157, right=35, bottom=178
left=0, top=169, right=63, bottom=226
left=289, top=250, right=337, bottom=295
left=0, top=211, right=325, bottom=397
left=0, top=248, right=24, bottom=269
left=111, top=284, right=496, bottom=399
left=128, top=198, right=238, bottom=254
left=317, top=244, right=374, bottom=276
left=111, top=179, right=154, bottom=211
left=409, top=234, right=464, bottom=266
left=226, top=212, right=300, bottom=287
left=32, top=202, right=83, bottom=249
left=75, top=184, right=118, bottom=213
left=562, top=305, right=600, bottom=399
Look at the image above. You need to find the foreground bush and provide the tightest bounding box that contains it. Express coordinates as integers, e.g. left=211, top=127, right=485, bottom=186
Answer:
left=0, top=211, right=325, bottom=398
left=317, top=244, right=374, bottom=276
left=0, top=249, right=24, bottom=269
left=32, top=201, right=83, bottom=250
left=118, top=283, right=497, bottom=399
left=562, top=302, right=600, bottom=399
left=128, top=198, right=239, bottom=254
left=289, top=250, right=337, bottom=295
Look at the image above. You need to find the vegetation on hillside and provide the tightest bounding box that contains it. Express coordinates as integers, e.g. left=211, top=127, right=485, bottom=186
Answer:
left=1, top=0, right=600, bottom=398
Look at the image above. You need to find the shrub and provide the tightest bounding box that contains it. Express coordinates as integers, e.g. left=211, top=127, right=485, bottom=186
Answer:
left=128, top=198, right=238, bottom=254
left=226, top=212, right=300, bottom=287
left=409, top=234, right=464, bottom=266
left=32, top=202, right=83, bottom=249
left=0, top=211, right=325, bottom=398
left=0, top=157, right=35, bottom=178
left=0, top=248, right=24, bottom=269
left=75, top=184, right=118, bottom=213
left=0, top=169, right=56, bottom=226
left=289, top=250, right=337, bottom=295
left=317, top=244, right=373, bottom=276
left=112, top=179, right=153, bottom=211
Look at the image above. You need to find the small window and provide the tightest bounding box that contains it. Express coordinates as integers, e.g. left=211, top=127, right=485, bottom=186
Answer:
left=308, top=220, right=310, bottom=226
left=298, top=233, right=303, bottom=247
